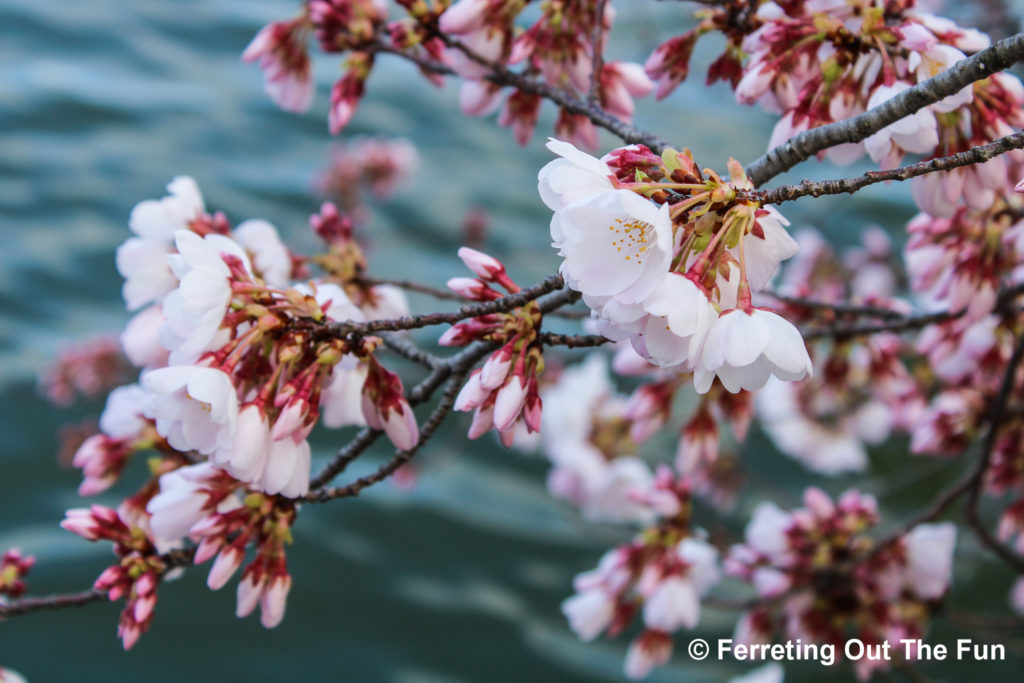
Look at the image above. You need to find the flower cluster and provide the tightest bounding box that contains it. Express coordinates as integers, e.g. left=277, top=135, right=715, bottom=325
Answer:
left=147, top=464, right=297, bottom=629
left=445, top=248, right=543, bottom=445
left=540, top=139, right=811, bottom=393
left=107, top=178, right=419, bottom=501
left=562, top=469, right=721, bottom=679
left=61, top=505, right=172, bottom=649
left=727, top=489, right=956, bottom=679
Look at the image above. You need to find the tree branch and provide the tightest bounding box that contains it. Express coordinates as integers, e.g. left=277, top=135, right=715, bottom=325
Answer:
left=538, top=332, right=611, bottom=348
left=0, top=588, right=104, bottom=618
left=751, top=131, right=1024, bottom=205
left=745, top=32, right=1024, bottom=186
left=374, top=36, right=671, bottom=152
left=318, top=274, right=565, bottom=338
left=800, top=283, right=1024, bottom=341
left=965, top=331, right=1024, bottom=573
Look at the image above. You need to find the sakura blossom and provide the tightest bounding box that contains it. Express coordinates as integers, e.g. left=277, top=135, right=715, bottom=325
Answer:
left=16, top=0, right=1024, bottom=678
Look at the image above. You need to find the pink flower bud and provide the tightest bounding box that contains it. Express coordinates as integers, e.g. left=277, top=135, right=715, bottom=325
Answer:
left=133, top=594, right=157, bottom=623
left=467, top=405, right=494, bottom=440
left=457, top=247, right=503, bottom=280
left=479, top=350, right=513, bottom=390
left=454, top=371, right=488, bottom=411
left=381, top=401, right=419, bottom=451
left=236, top=573, right=264, bottom=618
left=803, top=487, right=835, bottom=519
left=446, top=277, right=500, bottom=301
left=493, top=375, right=528, bottom=431
left=208, top=547, right=244, bottom=590
left=259, top=574, right=292, bottom=628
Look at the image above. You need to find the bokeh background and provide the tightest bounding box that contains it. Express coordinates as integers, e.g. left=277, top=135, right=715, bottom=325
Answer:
left=1, top=0, right=1023, bottom=680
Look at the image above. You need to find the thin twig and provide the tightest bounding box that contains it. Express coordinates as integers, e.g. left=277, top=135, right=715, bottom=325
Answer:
left=965, top=331, right=1024, bottom=573
left=764, top=292, right=907, bottom=319
left=0, top=588, right=105, bottom=617
left=538, top=332, right=611, bottom=348
left=745, top=32, right=1024, bottom=186
left=361, top=277, right=462, bottom=302
left=751, top=131, right=1024, bottom=205
left=373, top=35, right=671, bottom=152
left=318, top=275, right=565, bottom=338
left=801, top=283, right=1024, bottom=340
left=380, top=333, right=442, bottom=369
left=303, top=366, right=475, bottom=502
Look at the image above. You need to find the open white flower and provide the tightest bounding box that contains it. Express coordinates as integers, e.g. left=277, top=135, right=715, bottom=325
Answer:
left=556, top=190, right=673, bottom=305
left=117, top=176, right=205, bottom=310
left=161, top=230, right=253, bottom=360
left=538, top=138, right=614, bottom=212
left=635, top=273, right=717, bottom=367
left=143, top=365, right=239, bottom=455
left=695, top=308, right=812, bottom=393
left=233, top=219, right=292, bottom=288
left=147, top=463, right=240, bottom=541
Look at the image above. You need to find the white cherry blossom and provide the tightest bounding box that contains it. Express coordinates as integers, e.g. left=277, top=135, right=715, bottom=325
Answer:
left=142, top=365, right=239, bottom=455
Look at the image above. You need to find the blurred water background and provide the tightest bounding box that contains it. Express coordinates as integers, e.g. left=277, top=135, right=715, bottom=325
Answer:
left=1, top=0, right=1022, bottom=680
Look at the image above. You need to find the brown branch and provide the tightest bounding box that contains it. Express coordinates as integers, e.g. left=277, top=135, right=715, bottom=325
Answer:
left=309, top=286, right=581, bottom=492
left=318, top=274, right=565, bottom=338
left=361, top=277, right=463, bottom=302
left=380, top=333, right=442, bottom=369
left=801, top=283, right=1024, bottom=341
left=0, top=588, right=104, bottom=617
left=373, top=36, right=671, bottom=152
left=0, top=547, right=195, bottom=619
left=745, top=32, right=1024, bottom=186
left=965, top=331, right=1024, bottom=573
left=538, top=332, right=611, bottom=348
left=751, top=131, right=1024, bottom=205
left=302, top=362, right=475, bottom=502
left=764, top=292, right=907, bottom=320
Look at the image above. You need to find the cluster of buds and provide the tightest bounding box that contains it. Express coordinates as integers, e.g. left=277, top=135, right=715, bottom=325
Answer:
left=61, top=505, right=172, bottom=649
left=445, top=247, right=543, bottom=445
left=562, top=470, right=721, bottom=680
left=146, top=463, right=296, bottom=629
left=541, top=139, right=811, bottom=394
left=39, top=336, right=133, bottom=406
left=726, top=488, right=956, bottom=679
left=0, top=549, right=35, bottom=598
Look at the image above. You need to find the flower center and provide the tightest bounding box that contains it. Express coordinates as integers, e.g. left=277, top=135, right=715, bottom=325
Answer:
left=608, top=216, right=653, bottom=265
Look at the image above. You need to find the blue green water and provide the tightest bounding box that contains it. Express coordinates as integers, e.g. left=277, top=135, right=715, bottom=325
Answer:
left=1, top=1, right=1021, bottom=680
